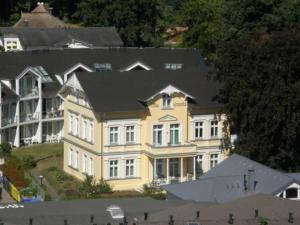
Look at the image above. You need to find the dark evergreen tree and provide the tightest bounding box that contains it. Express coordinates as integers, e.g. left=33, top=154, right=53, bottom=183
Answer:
left=215, top=29, right=300, bottom=171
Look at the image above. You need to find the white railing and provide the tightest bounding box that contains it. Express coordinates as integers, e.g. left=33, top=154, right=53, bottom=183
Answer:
left=1, top=117, right=17, bottom=127
left=42, top=110, right=64, bottom=119
left=20, top=88, right=39, bottom=98
left=20, top=112, right=40, bottom=123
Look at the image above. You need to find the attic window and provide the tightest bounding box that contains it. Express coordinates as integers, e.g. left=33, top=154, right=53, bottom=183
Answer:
left=165, top=63, right=183, bottom=70
left=162, top=94, right=172, bottom=108
left=94, top=63, right=112, bottom=72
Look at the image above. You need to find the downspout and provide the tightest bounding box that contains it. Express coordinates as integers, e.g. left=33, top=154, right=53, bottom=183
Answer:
left=100, top=114, right=104, bottom=179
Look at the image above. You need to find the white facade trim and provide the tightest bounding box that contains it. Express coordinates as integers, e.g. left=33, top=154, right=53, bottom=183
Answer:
left=121, top=61, right=152, bottom=72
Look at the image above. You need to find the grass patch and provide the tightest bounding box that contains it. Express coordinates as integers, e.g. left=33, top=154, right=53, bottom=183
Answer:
left=12, top=143, right=63, bottom=161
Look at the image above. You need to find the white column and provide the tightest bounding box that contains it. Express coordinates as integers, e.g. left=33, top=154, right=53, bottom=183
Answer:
left=193, top=156, right=196, bottom=180
left=166, top=158, right=169, bottom=184
left=37, top=77, right=42, bottom=143
left=180, top=158, right=184, bottom=182
left=15, top=126, right=20, bottom=147
left=153, top=159, right=157, bottom=180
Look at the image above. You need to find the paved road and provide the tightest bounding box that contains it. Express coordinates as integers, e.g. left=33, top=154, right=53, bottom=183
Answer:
left=30, top=168, right=60, bottom=201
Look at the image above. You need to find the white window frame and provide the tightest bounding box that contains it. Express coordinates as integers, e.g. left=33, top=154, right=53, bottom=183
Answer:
left=125, top=159, right=135, bottom=177
left=125, top=126, right=135, bottom=144
left=109, top=126, right=119, bottom=145
left=162, top=94, right=172, bottom=108
left=170, top=123, right=180, bottom=145
left=210, top=154, right=218, bottom=169
left=211, top=120, right=219, bottom=137
left=194, top=121, right=204, bottom=139
left=109, top=160, right=118, bottom=178
left=153, top=124, right=163, bottom=146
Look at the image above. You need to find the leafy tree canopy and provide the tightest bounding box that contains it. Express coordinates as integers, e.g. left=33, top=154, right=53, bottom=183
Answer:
left=215, top=29, right=300, bottom=171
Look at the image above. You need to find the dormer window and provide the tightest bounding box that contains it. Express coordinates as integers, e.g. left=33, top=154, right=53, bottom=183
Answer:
left=94, top=63, right=112, bottom=72
left=162, top=94, right=172, bottom=108
left=165, top=63, right=183, bottom=70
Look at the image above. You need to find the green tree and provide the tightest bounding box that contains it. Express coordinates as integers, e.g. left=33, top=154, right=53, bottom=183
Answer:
left=180, top=0, right=300, bottom=60
left=74, top=0, right=167, bottom=46
left=215, top=29, right=300, bottom=171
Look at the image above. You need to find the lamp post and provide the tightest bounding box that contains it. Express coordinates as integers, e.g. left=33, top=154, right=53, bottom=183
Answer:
left=39, top=175, right=44, bottom=185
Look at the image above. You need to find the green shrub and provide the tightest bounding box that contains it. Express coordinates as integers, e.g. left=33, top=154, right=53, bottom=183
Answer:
left=55, top=170, right=72, bottom=182
left=99, top=178, right=112, bottom=193
left=79, top=175, right=113, bottom=199
left=143, top=182, right=166, bottom=200
left=21, top=155, right=36, bottom=169
left=0, top=143, right=12, bottom=157
left=20, top=187, right=37, bottom=198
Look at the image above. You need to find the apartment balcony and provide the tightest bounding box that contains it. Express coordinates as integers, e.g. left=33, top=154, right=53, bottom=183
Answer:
left=20, top=112, right=40, bottom=123
left=145, top=142, right=197, bottom=157
left=42, top=110, right=64, bottom=120
left=20, top=88, right=39, bottom=98
left=1, top=117, right=17, bottom=128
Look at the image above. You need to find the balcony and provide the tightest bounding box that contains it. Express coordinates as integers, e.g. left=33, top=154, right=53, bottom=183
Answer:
left=145, top=142, right=197, bottom=157
left=1, top=117, right=17, bottom=127
left=42, top=110, right=64, bottom=120
left=20, top=112, right=40, bottom=123
left=20, top=88, right=39, bottom=98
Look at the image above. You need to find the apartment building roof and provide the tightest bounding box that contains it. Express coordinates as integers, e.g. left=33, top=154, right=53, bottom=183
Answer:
left=0, top=197, right=193, bottom=225
left=163, top=154, right=300, bottom=203
left=72, top=68, right=221, bottom=113
left=139, top=194, right=300, bottom=225
left=0, top=27, right=123, bottom=50
left=0, top=48, right=202, bottom=79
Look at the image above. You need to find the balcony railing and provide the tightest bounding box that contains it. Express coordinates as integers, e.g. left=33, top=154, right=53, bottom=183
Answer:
left=20, top=112, right=40, bottom=123
left=20, top=88, right=39, bottom=98
left=1, top=117, right=17, bottom=127
left=42, top=110, right=64, bottom=119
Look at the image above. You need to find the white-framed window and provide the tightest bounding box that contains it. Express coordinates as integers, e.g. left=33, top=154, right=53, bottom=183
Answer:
left=125, top=159, right=135, bottom=177
left=74, top=116, right=79, bottom=136
left=68, top=113, right=73, bottom=133
left=194, top=122, right=203, bottom=139
left=68, top=148, right=79, bottom=169
left=68, top=148, right=73, bottom=166
left=109, top=160, right=118, bottom=178
left=170, top=124, right=180, bottom=145
left=82, top=154, right=93, bottom=175
left=82, top=118, right=94, bottom=143
left=125, top=126, right=135, bottom=143
left=88, top=157, right=93, bottom=176
left=210, top=154, right=218, bottom=169
left=153, top=125, right=163, bottom=146
left=165, top=63, right=183, bottom=70
left=162, top=94, right=172, bottom=108
left=211, top=121, right=218, bottom=137
left=109, top=127, right=119, bottom=145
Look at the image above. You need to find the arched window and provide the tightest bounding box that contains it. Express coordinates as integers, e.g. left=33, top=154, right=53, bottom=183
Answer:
left=286, top=188, right=298, bottom=199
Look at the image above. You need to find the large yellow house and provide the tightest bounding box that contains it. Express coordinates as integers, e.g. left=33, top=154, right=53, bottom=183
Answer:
left=59, top=69, right=228, bottom=190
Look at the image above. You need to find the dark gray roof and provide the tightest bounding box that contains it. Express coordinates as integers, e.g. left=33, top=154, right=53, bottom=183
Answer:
left=73, top=68, right=221, bottom=113
left=0, top=27, right=123, bottom=49
left=138, top=194, right=300, bottom=225
left=0, top=197, right=189, bottom=225
left=1, top=82, right=18, bottom=102
left=0, top=48, right=203, bottom=79
left=163, top=154, right=300, bottom=203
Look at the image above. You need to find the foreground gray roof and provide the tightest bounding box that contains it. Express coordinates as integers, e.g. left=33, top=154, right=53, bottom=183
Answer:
left=0, top=197, right=189, bottom=225
left=163, top=154, right=300, bottom=203
left=0, top=27, right=123, bottom=49
left=73, top=68, right=221, bottom=113
left=139, top=194, right=300, bottom=225
left=0, top=48, right=202, bottom=79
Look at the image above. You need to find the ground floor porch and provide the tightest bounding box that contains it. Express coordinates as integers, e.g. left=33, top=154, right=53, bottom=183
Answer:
left=152, top=156, right=203, bottom=185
